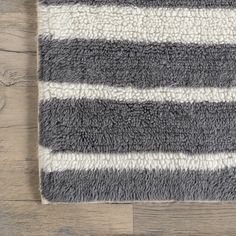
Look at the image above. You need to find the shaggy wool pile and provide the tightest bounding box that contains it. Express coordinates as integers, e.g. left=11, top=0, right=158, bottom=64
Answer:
left=38, top=0, right=236, bottom=203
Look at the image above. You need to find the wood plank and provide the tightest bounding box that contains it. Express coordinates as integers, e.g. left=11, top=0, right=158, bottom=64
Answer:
left=0, top=125, right=37, bottom=162
left=0, top=0, right=36, bottom=13
left=0, top=86, right=38, bottom=200
left=0, top=12, right=37, bottom=86
left=0, top=160, right=40, bottom=201
left=134, top=203, right=236, bottom=235
left=0, top=49, right=37, bottom=87
left=0, top=201, right=133, bottom=236
left=0, top=86, right=37, bottom=130
left=0, top=13, right=36, bottom=51
left=0, top=86, right=37, bottom=162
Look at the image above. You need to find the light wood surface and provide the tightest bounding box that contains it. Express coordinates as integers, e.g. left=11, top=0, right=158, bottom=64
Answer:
left=1, top=0, right=236, bottom=235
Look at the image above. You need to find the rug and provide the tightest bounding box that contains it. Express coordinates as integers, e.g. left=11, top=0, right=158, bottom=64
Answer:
left=38, top=0, right=236, bottom=203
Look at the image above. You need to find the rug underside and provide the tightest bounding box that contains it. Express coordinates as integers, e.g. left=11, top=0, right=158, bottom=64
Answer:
left=38, top=0, right=236, bottom=203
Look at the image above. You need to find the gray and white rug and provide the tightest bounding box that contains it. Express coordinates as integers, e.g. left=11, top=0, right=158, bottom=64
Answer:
left=38, top=0, right=236, bottom=203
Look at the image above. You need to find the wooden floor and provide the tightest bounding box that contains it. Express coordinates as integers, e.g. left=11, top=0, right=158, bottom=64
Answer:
left=1, top=1, right=236, bottom=235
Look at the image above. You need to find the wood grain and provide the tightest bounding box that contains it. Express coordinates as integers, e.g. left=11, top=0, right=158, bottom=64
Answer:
left=134, top=203, right=236, bottom=236
left=1, top=0, right=236, bottom=235
left=0, top=10, right=37, bottom=87
left=0, top=0, right=36, bottom=13
left=0, top=202, right=133, bottom=236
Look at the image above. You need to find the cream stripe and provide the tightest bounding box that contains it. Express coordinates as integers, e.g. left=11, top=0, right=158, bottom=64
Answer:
left=39, top=81, right=236, bottom=103
left=38, top=4, right=236, bottom=44
left=39, top=146, right=236, bottom=172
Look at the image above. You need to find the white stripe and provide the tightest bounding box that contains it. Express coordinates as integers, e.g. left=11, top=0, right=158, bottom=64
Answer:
left=38, top=4, right=236, bottom=44
left=39, top=146, right=236, bottom=172
left=39, top=81, right=236, bottom=103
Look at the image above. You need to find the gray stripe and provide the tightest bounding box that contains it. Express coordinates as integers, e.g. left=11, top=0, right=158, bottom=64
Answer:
left=41, top=168, right=236, bottom=202
left=39, top=38, right=236, bottom=88
left=40, top=0, right=236, bottom=8
left=39, top=99, right=236, bottom=153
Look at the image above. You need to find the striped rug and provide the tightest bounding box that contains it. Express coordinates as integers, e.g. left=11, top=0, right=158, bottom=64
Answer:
left=38, top=0, right=236, bottom=203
